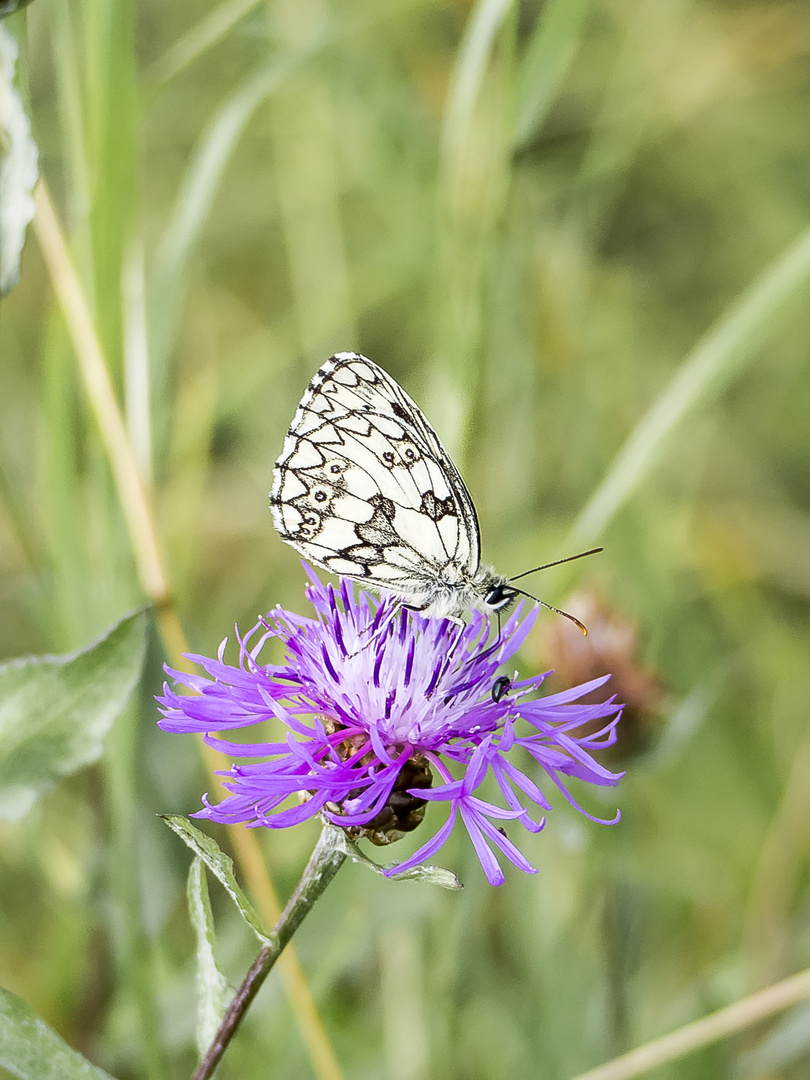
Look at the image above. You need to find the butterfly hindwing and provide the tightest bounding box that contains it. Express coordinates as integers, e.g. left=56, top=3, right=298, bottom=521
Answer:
left=271, top=353, right=482, bottom=599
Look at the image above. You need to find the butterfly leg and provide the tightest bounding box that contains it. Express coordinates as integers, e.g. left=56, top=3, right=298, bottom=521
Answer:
left=466, top=610, right=503, bottom=665
left=351, top=597, right=405, bottom=655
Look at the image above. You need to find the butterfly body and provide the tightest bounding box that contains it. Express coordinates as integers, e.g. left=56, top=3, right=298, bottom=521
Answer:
left=271, top=352, right=517, bottom=618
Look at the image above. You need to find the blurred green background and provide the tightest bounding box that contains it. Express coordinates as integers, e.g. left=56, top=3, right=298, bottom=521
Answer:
left=2, top=0, right=810, bottom=1077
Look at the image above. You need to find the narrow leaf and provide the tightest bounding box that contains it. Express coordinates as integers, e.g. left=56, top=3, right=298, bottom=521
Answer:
left=441, top=0, right=515, bottom=169
left=0, top=610, right=147, bottom=821
left=513, top=0, right=592, bottom=147
left=187, top=857, right=233, bottom=1057
left=161, top=815, right=271, bottom=943
left=151, top=61, right=292, bottom=377
left=0, top=985, right=116, bottom=1080
left=569, top=224, right=810, bottom=548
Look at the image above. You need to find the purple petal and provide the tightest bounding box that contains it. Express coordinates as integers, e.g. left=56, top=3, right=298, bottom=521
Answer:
left=384, top=804, right=459, bottom=877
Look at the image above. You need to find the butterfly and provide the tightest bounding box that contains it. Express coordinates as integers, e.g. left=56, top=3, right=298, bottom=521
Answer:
left=271, top=352, right=597, bottom=625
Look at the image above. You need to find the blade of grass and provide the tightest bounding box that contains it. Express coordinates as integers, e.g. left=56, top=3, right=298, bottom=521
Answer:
left=433, top=0, right=516, bottom=454
left=567, top=223, right=810, bottom=550
left=568, top=965, right=810, bottom=1080
left=441, top=0, right=515, bottom=172
left=47, top=0, right=94, bottom=303
left=271, top=0, right=356, bottom=357
left=34, top=181, right=170, bottom=606
left=146, top=0, right=264, bottom=87
left=150, top=60, right=288, bottom=382
left=82, top=0, right=137, bottom=366
left=512, top=0, right=592, bottom=148
left=568, top=0, right=693, bottom=246
left=38, top=323, right=93, bottom=647
left=122, top=231, right=152, bottom=482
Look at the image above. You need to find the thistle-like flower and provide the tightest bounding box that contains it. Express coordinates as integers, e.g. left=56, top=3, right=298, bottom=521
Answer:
left=158, top=568, right=623, bottom=886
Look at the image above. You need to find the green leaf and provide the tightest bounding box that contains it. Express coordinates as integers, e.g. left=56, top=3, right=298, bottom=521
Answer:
left=161, top=815, right=271, bottom=944
left=187, top=857, right=233, bottom=1058
left=0, top=610, right=147, bottom=821
left=336, top=834, right=463, bottom=891
left=513, top=0, right=592, bottom=147
left=0, top=25, right=38, bottom=296
left=441, top=0, right=515, bottom=169
left=0, top=985, right=117, bottom=1079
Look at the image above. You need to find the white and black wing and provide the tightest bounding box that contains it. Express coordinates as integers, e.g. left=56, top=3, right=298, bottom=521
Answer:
left=270, top=352, right=481, bottom=599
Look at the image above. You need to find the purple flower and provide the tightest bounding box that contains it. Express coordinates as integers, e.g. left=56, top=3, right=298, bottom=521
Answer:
left=158, top=567, right=623, bottom=886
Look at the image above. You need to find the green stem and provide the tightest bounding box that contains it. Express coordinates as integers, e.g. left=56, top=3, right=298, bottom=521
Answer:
left=191, top=826, right=347, bottom=1080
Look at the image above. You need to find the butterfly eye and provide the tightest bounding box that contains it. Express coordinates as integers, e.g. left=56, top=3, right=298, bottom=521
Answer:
left=484, top=583, right=516, bottom=611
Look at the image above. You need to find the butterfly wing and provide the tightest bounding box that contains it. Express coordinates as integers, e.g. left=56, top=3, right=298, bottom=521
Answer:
left=271, top=353, right=481, bottom=600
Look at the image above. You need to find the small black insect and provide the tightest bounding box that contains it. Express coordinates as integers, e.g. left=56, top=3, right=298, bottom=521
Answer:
left=491, top=675, right=512, bottom=704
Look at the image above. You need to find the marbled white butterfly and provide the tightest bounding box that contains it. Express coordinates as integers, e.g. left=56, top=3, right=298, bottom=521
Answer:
left=271, top=352, right=597, bottom=625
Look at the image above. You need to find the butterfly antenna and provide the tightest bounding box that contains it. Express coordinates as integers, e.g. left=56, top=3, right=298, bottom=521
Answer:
left=513, top=587, right=589, bottom=635
left=509, top=547, right=603, bottom=583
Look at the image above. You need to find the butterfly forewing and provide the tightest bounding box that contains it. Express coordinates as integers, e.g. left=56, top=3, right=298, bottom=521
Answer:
left=271, top=353, right=482, bottom=602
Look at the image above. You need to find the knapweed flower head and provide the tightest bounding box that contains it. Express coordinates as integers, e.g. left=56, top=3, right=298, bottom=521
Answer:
left=158, top=567, right=624, bottom=886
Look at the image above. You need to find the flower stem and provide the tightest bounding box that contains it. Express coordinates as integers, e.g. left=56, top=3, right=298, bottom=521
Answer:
left=191, top=825, right=347, bottom=1080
